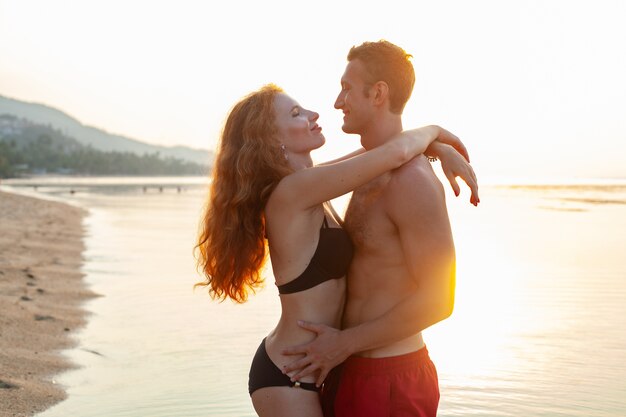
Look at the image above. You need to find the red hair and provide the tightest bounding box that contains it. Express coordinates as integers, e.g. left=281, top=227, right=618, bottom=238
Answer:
left=195, top=84, right=293, bottom=302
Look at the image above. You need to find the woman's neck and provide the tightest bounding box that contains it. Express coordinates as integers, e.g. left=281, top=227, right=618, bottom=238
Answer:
left=287, top=152, right=314, bottom=171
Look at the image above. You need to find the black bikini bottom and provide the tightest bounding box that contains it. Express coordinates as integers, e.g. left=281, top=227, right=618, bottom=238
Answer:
left=248, top=337, right=320, bottom=395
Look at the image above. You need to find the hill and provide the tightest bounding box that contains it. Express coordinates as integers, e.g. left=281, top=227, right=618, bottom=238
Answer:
left=0, top=115, right=208, bottom=177
left=0, top=94, right=211, bottom=165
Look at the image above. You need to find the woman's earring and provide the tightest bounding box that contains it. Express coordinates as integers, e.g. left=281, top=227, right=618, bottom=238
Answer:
left=280, top=144, right=289, bottom=161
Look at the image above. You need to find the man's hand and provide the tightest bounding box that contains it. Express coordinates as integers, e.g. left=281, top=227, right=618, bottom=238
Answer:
left=281, top=321, right=353, bottom=387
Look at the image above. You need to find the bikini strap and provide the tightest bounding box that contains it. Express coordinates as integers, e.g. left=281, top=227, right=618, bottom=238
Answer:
left=291, top=380, right=320, bottom=392
left=322, top=215, right=329, bottom=228
left=324, top=201, right=344, bottom=227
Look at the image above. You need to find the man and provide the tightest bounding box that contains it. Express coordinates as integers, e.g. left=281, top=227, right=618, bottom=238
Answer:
left=283, top=40, right=479, bottom=416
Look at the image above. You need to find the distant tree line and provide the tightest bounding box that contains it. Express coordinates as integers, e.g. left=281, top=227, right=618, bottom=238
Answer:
left=0, top=117, right=209, bottom=178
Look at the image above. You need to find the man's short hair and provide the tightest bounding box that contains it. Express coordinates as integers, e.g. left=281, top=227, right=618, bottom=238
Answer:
left=348, top=40, right=415, bottom=114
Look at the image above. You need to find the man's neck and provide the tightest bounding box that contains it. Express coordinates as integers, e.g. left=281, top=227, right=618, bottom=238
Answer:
left=359, top=113, right=403, bottom=150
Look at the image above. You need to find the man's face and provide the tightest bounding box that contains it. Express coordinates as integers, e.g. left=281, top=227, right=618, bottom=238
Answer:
left=334, top=59, right=375, bottom=135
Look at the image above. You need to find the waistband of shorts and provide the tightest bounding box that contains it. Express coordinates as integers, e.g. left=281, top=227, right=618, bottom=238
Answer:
left=342, top=346, right=431, bottom=376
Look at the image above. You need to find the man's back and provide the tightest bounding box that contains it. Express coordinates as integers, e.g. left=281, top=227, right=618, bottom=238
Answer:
left=343, top=154, right=456, bottom=357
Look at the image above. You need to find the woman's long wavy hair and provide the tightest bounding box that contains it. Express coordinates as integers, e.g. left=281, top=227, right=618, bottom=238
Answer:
left=195, top=84, right=293, bottom=303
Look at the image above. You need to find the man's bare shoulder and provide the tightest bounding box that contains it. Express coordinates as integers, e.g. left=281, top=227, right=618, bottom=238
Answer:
left=386, top=155, right=444, bottom=199
left=384, top=154, right=452, bottom=241
left=381, top=155, right=450, bottom=230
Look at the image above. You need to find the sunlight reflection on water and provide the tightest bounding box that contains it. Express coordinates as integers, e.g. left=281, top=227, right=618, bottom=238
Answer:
left=2, top=178, right=625, bottom=417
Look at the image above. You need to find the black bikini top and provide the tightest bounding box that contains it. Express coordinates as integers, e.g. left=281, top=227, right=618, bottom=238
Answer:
left=276, top=216, right=354, bottom=295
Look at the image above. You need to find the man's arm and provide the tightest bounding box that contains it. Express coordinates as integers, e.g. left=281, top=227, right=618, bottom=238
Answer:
left=283, top=159, right=456, bottom=385
left=344, top=159, right=456, bottom=350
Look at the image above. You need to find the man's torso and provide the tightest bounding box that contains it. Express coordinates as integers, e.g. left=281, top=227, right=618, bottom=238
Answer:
left=343, top=160, right=432, bottom=357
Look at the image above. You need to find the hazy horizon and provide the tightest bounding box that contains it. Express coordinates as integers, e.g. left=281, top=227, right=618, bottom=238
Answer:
left=5, top=178, right=625, bottom=417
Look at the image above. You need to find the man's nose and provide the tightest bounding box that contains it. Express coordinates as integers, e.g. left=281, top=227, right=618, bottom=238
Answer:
left=334, top=93, right=343, bottom=109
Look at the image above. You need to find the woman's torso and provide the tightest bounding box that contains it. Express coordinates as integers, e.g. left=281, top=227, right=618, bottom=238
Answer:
left=263, top=203, right=352, bottom=383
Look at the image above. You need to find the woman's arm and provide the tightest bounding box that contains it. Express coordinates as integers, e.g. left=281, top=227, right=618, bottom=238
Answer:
left=317, top=126, right=469, bottom=167
left=272, top=125, right=452, bottom=210
left=316, top=147, right=366, bottom=166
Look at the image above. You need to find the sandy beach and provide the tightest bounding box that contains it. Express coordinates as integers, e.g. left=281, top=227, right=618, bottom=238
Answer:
left=0, top=191, right=94, bottom=417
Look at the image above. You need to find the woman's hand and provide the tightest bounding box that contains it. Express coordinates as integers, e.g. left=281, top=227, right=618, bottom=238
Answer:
left=431, top=126, right=470, bottom=162
left=428, top=142, right=480, bottom=206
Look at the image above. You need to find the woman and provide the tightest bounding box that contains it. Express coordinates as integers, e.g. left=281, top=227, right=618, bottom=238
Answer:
left=196, top=84, right=475, bottom=417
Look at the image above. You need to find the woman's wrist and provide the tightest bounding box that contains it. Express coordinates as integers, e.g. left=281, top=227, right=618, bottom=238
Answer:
left=425, top=140, right=447, bottom=160
left=410, top=126, right=438, bottom=157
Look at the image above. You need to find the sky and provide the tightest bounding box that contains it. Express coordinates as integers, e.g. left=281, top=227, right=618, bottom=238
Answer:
left=1, top=0, right=625, bottom=182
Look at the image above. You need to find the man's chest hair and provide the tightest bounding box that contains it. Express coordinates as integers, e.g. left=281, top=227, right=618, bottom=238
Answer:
left=345, top=175, right=392, bottom=246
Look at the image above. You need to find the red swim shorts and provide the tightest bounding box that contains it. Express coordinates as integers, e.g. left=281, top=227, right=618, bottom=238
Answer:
left=322, top=346, right=439, bottom=417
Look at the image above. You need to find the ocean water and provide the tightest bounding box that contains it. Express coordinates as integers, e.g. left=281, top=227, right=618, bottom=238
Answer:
left=2, top=177, right=625, bottom=417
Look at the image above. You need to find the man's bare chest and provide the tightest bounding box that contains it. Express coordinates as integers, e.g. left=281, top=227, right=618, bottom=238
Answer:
left=344, top=176, right=391, bottom=247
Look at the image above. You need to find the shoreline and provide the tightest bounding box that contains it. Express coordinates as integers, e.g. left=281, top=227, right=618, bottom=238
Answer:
left=0, top=190, right=95, bottom=417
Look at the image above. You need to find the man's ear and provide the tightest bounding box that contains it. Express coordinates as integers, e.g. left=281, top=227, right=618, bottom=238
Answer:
left=371, top=81, right=389, bottom=107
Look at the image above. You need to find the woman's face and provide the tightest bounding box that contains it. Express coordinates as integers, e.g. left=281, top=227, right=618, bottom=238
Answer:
left=273, top=93, right=325, bottom=154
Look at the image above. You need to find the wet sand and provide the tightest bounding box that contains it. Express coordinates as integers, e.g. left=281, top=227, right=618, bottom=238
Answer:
left=0, top=191, right=94, bottom=417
